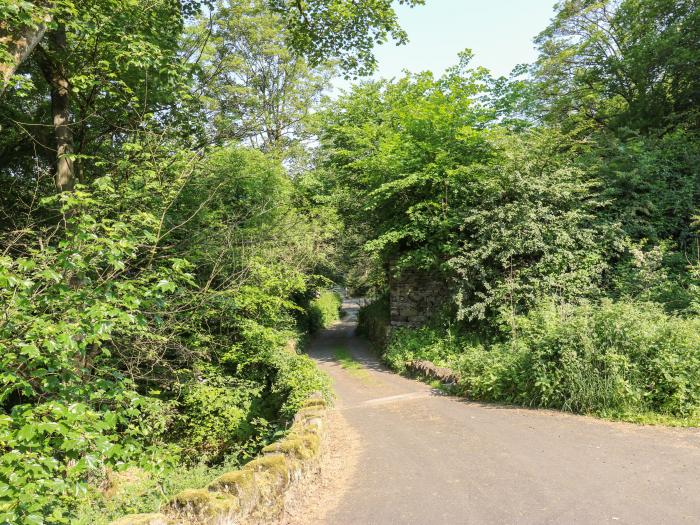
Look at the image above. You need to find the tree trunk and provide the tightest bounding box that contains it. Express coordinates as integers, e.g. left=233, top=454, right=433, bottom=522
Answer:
left=38, top=25, right=75, bottom=192
left=50, top=73, right=75, bottom=191
left=0, top=6, right=51, bottom=93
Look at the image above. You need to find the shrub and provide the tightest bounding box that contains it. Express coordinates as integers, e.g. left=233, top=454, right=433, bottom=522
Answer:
left=384, top=326, right=459, bottom=372
left=175, top=374, right=258, bottom=464
left=0, top=157, right=336, bottom=522
left=308, top=290, right=342, bottom=332
left=356, top=295, right=390, bottom=346
left=385, top=299, right=700, bottom=421
left=270, top=349, right=333, bottom=419
left=514, top=300, right=700, bottom=416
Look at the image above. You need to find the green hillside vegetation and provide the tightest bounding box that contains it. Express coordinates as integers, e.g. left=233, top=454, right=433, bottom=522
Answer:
left=0, top=0, right=417, bottom=522
left=2, top=0, right=700, bottom=523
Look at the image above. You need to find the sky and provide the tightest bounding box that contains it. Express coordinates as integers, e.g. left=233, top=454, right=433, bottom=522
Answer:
left=334, top=0, right=557, bottom=91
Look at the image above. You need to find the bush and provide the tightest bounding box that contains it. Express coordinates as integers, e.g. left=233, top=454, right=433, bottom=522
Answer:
left=176, top=374, right=258, bottom=464
left=270, top=347, right=333, bottom=418
left=356, top=295, right=390, bottom=346
left=384, top=325, right=459, bottom=372
left=308, top=290, right=342, bottom=332
left=0, top=156, right=336, bottom=523
left=514, top=300, right=700, bottom=416
left=385, top=299, right=700, bottom=421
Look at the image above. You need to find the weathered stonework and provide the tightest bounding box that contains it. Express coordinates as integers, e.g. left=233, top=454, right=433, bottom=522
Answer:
left=405, top=359, right=460, bottom=385
left=389, top=267, right=449, bottom=327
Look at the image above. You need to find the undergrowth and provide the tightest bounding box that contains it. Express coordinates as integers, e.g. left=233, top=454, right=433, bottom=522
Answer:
left=362, top=299, right=700, bottom=427
left=309, top=290, right=343, bottom=332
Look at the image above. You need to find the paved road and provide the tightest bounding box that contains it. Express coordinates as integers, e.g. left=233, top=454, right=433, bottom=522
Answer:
left=305, top=298, right=700, bottom=525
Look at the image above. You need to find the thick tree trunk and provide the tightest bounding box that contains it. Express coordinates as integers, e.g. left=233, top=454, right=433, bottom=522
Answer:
left=38, top=25, right=75, bottom=192
left=51, top=72, right=74, bottom=192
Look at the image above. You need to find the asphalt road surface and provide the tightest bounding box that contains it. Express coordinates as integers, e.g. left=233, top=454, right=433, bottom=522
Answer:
left=303, top=298, right=700, bottom=525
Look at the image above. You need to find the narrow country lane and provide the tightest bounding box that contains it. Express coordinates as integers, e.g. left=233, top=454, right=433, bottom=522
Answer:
left=301, top=298, right=700, bottom=525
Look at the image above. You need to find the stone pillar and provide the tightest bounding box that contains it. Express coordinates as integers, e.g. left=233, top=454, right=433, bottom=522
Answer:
left=388, top=267, right=448, bottom=327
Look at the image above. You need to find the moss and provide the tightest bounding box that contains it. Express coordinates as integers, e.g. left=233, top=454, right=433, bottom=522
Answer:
left=208, top=470, right=254, bottom=494
left=262, top=433, right=319, bottom=460
left=294, top=407, right=324, bottom=421
left=169, top=489, right=211, bottom=510
left=207, top=493, right=240, bottom=516
left=293, top=413, right=324, bottom=436
left=299, top=431, right=321, bottom=454
left=244, top=453, right=290, bottom=483
left=302, top=397, right=327, bottom=409
left=290, top=430, right=321, bottom=453
left=242, top=453, right=301, bottom=514
left=306, top=416, right=324, bottom=430
left=261, top=440, right=291, bottom=456
left=208, top=469, right=258, bottom=514
left=109, top=513, right=170, bottom=525
left=167, top=489, right=239, bottom=518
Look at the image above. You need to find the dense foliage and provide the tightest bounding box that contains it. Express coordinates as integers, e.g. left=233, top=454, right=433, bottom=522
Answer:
left=0, top=0, right=418, bottom=522
left=0, top=136, right=335, bottom=523
left=333, top=0, right=700, bottom=425
left=3, top=0, right=700, bottom=521
left=384, top=300, right=700, bottom=422
left=356, top=295, right=390, bottom=345
left=308, top=290, right=343, bottom=332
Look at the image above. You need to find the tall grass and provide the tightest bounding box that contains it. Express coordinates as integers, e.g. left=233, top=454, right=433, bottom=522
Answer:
left=383, top=299, right=700, bottom=424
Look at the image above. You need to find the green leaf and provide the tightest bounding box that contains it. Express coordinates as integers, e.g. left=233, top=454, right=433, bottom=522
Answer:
left=16, top=424, right=36, bottom=442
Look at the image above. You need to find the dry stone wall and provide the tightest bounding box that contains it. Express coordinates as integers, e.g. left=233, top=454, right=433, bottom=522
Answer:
left=110, top=395, right=328, bottom=525
left=388, top=268, right=449, bottom=327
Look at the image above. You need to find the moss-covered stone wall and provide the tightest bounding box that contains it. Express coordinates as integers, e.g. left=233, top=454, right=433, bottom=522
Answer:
left=110, top=396, right=327, bottom=525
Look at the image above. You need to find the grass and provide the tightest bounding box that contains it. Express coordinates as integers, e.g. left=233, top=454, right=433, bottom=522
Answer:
left=381, top=300, right=700, bottom=430
left=404, top=361, right=700, bottom=428
left=598, top=410, right=700, bottom=428
left=334, top=347, right=374, bottom=383
left=74, top=452, right=255, bottom=524
left=426, top=378, right=459, bottom=395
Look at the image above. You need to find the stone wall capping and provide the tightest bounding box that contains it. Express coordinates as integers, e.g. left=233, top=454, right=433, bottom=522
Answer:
left=406, top=359, right=460, bottom=385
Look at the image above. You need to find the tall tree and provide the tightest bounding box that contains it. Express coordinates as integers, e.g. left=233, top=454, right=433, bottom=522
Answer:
left=190, top=0, right=333, bottom=155
left=1, top=0, right=195, bottom=194
left=317, top=52, right=496, bottom=274
left=0, top=0, right=50, bottom=91
left=534, top=0, right=700, bottom=134
left=1, top=0, right=425, bottom=193
left=36, top=24, right=73, bottom=190
left=270, top=0, right=425, bottom=75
